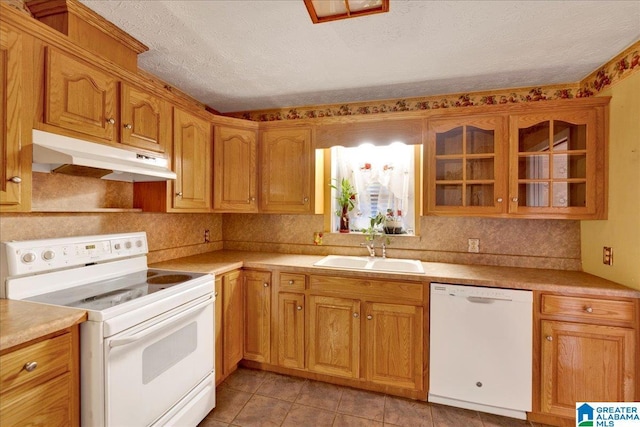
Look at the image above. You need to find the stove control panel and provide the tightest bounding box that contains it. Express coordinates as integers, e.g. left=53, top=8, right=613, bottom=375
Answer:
left=1, top=232, right=148, bottom=277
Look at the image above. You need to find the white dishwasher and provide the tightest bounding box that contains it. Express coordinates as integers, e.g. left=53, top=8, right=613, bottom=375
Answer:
left=428, top=283, right=532, bottom=420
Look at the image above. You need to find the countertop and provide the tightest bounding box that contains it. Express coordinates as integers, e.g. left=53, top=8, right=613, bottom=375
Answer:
left=151, top=250, right=640, bottom=298
left=0, top=299, right=87, bottom=352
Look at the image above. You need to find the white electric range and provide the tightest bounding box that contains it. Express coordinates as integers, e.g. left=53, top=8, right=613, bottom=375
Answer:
left=1, top=232, right=216, bottom=427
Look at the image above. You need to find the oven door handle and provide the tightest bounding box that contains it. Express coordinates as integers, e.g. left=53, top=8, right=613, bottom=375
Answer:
left=108, top=296, right=212, bottom=348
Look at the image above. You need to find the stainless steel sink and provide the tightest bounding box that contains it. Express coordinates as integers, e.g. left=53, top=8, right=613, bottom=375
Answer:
left=313, top=255, right=425, bottom=274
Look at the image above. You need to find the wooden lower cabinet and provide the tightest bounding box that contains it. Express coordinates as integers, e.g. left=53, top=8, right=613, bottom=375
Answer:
left=215, top=270, right=243, bottom=384
left=0, top=329, right=79, bottom=426
left=364, top=302, right=423, bottom=390
left=277, top=292, right=305, bottom=369
left=307, top=295, right=361, bottom=379
left=243, top=270, right=271, bottom=363
left=539, top=320, right=636, bottom=419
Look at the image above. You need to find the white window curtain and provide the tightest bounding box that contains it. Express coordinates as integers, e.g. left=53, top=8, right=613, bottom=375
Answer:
left=332, top=143, right=415, bottom=232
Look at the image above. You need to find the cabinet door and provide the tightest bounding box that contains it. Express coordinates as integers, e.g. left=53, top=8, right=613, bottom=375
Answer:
left=426, top=116, right=506, bottom=215
left=0, top=26, right=23, bottom=208
left=213, top=125, right=257, bottom=212
left=540, top=320, right=636, bottom=418
left=172, top=108, right=212, bottom=211
left=45, top=48, right=117, bottom=142
left=121, top=83, right=169, bottom=154
left=214, top=276, right=223, bottom=384
left=277, top=292, right=305, bottom=369
left=308, top=295, right=360, bottom=379
left=243, top=270, right=271, bottom=363
left=260, top=128, right=313, bottom=213
left=364, top=302, right=423, bottom=390
left=509, top=108, right=601, bottom=218
left=223, top=270, right=243, bottom=376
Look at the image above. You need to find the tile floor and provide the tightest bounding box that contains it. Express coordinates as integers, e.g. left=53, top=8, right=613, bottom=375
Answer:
left=198, top=368, right=553, bottom=427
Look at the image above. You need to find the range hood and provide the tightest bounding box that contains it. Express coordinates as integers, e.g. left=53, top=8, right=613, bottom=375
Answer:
left=31, top=130, right=176, bottom=182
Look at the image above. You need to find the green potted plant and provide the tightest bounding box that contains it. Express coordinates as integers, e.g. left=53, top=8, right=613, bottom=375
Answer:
left=330, top=178, right=357, bottom=233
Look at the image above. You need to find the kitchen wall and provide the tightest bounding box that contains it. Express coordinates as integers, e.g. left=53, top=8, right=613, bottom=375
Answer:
left=223, top=214, right=581, bottom=270
left=581, top=71, right=640, bottom=290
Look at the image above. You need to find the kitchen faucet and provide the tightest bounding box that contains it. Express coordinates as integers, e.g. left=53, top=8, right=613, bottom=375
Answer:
left=361, top=242, right=376, bottom=257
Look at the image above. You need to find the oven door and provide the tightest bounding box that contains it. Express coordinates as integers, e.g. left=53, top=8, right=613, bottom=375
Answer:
left=104, top=295, right=214, bottom=426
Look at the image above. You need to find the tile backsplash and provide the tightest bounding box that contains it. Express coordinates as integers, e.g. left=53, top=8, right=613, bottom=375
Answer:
left=1, top=211, right=581, bottom=270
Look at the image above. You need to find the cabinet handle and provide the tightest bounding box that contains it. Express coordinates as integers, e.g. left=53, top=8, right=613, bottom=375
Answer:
left=176, top=192, right=183, bottom=197
left=584, top=306, right=593, bottom=313
left=353, top=312, right=359, bottom=318
left=511, top=197, right=518, bottom=202
left=263, top=282, right=269, bottom=288
left=296, top=306, right=302, bottom=311
left=106, top=118, right=115, bottom=125
left=546, top=336, right=553, bottom=341
left=124, top=123, right=132, bottom=130
left=24, top=361, right=38, bottom=372
left=366, top=315, right=373, bottom=320
left=496, top=197, right=503, bottom=203
left=8, top=176, right=22, bottom=183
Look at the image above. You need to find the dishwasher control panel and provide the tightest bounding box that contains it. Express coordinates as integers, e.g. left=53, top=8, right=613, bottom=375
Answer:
left=431, top=282, right=532, bottom=302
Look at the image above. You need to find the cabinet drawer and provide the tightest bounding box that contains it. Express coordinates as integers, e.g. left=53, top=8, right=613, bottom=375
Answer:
left=541, top=295, right=635, bottom=323
left=0, top=333, right=72, bottom=393
left=310, top=275, right=423, bottom=303
left=280, top=273, right=306, bottom=291
left=0, top=372, right=72, bottom=426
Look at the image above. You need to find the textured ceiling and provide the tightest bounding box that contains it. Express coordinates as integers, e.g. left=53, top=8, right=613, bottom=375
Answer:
left=79, top=0, right=640, bottom=113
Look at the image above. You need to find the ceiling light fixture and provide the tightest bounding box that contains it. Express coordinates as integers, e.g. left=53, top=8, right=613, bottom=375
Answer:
left=304, top=0, right=389, bottom=24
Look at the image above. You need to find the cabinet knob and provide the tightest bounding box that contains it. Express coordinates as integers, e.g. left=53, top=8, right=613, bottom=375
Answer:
left=24, top=361, right=38, bottom=372
left=106, top=118, right=115, bottom=125
left=288, top=280, right=294, bottom=285
left=296, top=306, right=303, bottom=311
left=511, top=197, right=518, bottom=202
left=366, top=315, right=373, bottom=320
left=8, top=176, right=21, bottom=183
left=546, top=336, right=553, bottom=341
left=496, top=197, right=503, bottom=203
left=584, top=306, right=593, bottom=313
left=214, top=291, right=218, bottom=297
left=263, top=282, right=269, bottom=287
left=176, top=192, right=183, bottom=197
left=250, top=197, right=256, bottom=201
left=353, top=312, right=359, bottom=318
left=124, top=123, right=132, bottom=130
left=303, top=197, right=309, bottom=203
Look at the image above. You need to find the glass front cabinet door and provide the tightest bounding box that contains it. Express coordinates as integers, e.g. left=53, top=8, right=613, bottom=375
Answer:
left=509, top=105, right=606, bottom=219
left=426, top=116, right=507, bottom=215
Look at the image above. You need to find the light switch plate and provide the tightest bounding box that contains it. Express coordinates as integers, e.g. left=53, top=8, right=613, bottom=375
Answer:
left=468, top=238, right=480, bottom=253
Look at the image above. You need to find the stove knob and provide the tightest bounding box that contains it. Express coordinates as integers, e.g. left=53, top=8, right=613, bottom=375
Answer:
left=42, top=250, right=55, bottom=261
left=135, top=240, right=143, bottom=248
left=125, top=241, right=132, bottom=249
left=114, top=243, right=122, bottom=250
left=21, top=252, right=36, bottom=264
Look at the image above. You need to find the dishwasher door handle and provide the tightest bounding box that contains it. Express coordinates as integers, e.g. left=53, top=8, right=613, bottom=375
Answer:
left=466, top=296, right=512, bottom=304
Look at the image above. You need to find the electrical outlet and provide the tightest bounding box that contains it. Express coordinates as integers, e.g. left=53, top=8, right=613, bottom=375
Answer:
left=468, top=238, right=480, bottom=253
left=603, top=246, right=613, bottom=265
left=204, top=229, right=210, bottom=243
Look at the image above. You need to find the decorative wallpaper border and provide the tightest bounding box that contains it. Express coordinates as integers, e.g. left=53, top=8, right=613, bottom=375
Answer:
left=227, top=40, right=640, bottom=122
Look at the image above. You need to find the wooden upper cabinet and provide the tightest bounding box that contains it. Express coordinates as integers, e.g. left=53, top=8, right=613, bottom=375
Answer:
left=120, top=83, right=169, bottom=154
left=509, top=106, right=606, bottom=219
left=260, top=127, right=313, bottom=213
left=172, top=108, right=212, bottom=211
left=0, top=26, right=24, bottom=209
left=45, top=48, right=118, bottom=142
left=426, top=115, right=507, bottom=215
left=213, top=125, right=258, bottom=212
